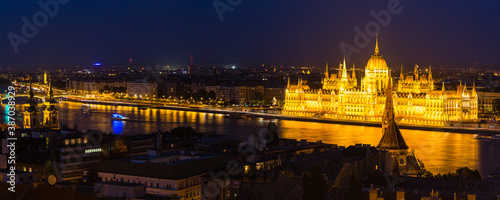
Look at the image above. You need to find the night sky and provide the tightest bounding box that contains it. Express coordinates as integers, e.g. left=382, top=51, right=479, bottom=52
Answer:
left=1, top=0, right=500, bottom=68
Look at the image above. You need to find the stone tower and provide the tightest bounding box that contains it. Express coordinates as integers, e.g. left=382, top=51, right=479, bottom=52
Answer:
left=43, top=78, right=59, bottom=129
left=23, top=78, right=40, bottom=129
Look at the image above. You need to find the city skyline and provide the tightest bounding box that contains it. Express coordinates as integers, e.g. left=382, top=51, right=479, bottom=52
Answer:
left=1, top=1, right=500, bottom=68
left=1, top=1, right=500, bottom=199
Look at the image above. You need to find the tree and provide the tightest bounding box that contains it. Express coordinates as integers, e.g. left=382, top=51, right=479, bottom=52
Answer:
left=255, top=92, right=264, bottom=106
left=229, top=99, right=238, bottom=106
left=176, top=89, right=191, bottom=100
left=456, top=167, right=481, bottom=181
left=197, top=89, right=208, bottom=101
left=208, top=91, right=216, bottom=100
left=103, top=85, right=111, bottom=93
left=112, top=86, right=126, bottom=93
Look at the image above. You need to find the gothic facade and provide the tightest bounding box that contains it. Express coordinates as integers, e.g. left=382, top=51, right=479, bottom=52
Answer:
left=283, top=38, right=478, bottom=126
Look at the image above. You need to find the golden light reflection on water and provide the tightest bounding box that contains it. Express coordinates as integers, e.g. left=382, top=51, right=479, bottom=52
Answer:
left=2, top=101, right=496, bottom=177
left=277, top=120, right=480, bottom=176
left=63, top=102, right=492, bottom=175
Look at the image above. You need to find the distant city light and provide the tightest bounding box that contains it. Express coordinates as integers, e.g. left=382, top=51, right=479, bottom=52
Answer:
left=93, top=62, right=101, bottom=66
left=84, top=148, right=102, bottom=154
left=232, top=66, right=236, bottom=69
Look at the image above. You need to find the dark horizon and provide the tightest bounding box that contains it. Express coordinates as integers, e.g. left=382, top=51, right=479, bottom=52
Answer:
left=1, top=0, right=500, bottom=68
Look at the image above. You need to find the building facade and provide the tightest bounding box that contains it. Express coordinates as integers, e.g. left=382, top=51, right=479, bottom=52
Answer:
left=477, top=91, right=500, bottom=120
left=53, top=135, right=103, bottom=182
left=126, top=81, right=158, bottom=99
left=93, top=155, right=230, bottom=200
left=283, top=38, right=478, bottom=126
left=67, top=79, right=126, bottom=93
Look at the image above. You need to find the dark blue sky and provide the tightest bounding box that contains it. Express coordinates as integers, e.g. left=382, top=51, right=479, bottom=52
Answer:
left=1, top=0, right=499, bottom=68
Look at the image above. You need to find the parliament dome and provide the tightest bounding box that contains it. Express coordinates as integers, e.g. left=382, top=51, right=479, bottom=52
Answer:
left=366, top=36, right=388, bottom=71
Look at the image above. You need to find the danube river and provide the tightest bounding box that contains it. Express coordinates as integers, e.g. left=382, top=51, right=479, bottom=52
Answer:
left=1, top=100, right=499, bottom=178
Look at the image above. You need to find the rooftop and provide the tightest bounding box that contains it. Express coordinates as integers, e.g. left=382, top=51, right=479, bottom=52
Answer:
left=91, top=155, right=231, bottom=180
left=97, top=181, right=144, bottom=187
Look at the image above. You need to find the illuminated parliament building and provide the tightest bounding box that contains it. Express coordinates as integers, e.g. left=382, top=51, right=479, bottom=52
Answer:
left=283, top=37, right=478, bottom=125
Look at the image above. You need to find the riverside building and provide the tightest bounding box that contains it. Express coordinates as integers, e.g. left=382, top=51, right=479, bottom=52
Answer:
left=283, top=37, right=478, bottom=126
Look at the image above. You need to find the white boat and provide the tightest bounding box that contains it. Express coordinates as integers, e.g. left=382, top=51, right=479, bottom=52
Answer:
left=112, top=113, right=129, bottom=120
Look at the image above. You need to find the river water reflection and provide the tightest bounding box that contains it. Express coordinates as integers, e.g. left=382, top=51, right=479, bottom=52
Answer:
left=1, top=101, right=499, bottom=178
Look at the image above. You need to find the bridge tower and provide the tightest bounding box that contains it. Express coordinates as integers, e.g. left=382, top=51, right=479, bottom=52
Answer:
left=24, top=78, right=40, bottom=129
left=43, top=78, right=59, bottom=129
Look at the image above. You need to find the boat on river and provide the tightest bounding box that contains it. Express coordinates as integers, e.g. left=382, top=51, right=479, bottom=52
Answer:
left=112, top=113, right=129, bottom=120
left=223, top=112, right=246, bottom=119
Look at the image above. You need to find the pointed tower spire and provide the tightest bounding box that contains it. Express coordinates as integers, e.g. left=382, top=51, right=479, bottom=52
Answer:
left=375, top=34, right=380, bottom=54
left=388, top=68, right=392, bottom=92
left=377, top=68, right=409, bottom=151
left=48, top=77, right=54, bottom=102
left=400, top=64, right=404, bottom=81
left=287, top=77, right=290, bottom=88
left=343, top=57, right=346, bottom=69
left=442, top=81, right=446, bottom=91
left=338, top=61, right=342, bottom=79
left=341, top=57, right=348, bottom=81
left=428, top=65, right=433, bottom=81
left=352, top=63, right=356, bottom=80
left=28, top=76, right=36, bottom=106
left=414, top=64, right=419, bottom=81
left=325, top=61, right=329, bottom=79
left=472, top=80, right=477, bottom=96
